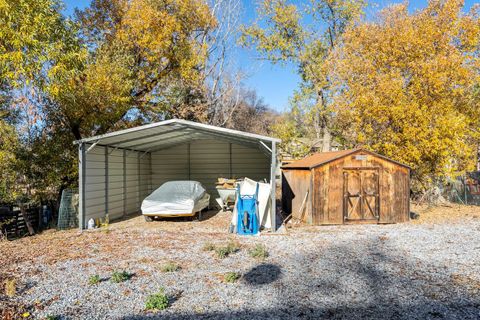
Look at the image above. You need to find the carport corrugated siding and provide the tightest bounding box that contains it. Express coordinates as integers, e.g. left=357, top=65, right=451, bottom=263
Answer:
left=107, top=148, right=125, bottom=220
left=84, top=146, right=107, bottom=222
left=125, top=151, right=139, bottom=214
left=139, top=153, right=152, bottom=201
left=151, top=145, right=189, bottom=187
left=83, top=139, right=271, bottom=223
left=84, top=145, right=148, bottom=224
left=231, top=144, right=270, bottom=180
left=190, top=141, right=232, bottom=199
left=150, top=140, right=270, bottom=204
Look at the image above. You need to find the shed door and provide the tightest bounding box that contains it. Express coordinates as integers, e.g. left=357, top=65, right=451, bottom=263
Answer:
left=343, top=168, right=379, bottom=221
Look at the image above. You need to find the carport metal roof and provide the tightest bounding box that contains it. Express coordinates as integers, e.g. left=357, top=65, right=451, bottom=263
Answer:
left=74, top=119, right=280, bottom=152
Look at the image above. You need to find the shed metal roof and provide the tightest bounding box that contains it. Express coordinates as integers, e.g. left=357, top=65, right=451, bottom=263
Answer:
left=74, top=119, right=280, bottom=152
left=281, top=148, right=411, bottom=169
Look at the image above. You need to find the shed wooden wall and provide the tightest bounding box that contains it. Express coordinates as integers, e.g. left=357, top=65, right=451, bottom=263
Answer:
left=281, top=169, right=312, bottom=223
left=312, top=151, right=409, bottom=224
left=281, top=150, right=410, bottom=225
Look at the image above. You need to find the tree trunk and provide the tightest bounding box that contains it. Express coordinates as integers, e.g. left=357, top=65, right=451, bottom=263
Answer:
left=322, top=128, right=331, bottom=152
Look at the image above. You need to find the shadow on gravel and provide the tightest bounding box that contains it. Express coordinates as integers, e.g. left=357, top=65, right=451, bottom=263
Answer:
left=243, top=263, right=281, bottom=286
left=121, top=237, right=480, bottom=320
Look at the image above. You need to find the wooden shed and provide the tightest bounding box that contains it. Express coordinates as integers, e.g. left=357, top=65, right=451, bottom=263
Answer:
left=281, top=148, right=410, bottom=225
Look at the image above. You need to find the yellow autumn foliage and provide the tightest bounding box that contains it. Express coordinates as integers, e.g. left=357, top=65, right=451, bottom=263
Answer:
left=328, top=0, right=480, bottom=191
left=47, top=0, right=216, bottom=139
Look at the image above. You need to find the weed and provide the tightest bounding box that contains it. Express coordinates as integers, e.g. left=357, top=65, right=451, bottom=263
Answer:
left=202, top=242, right=216, bottom=251
left=379, top=235, right=389, bottom=241
left=4, top=278, right=16, bottom=297
left=102, top=214, right=110, bottom=227
left=161, top=262, right=181, bottom=273
left=224, top=272, right=241, bottom=283
left=88, top=275, right=100, bottom=285
left=248, top=244, right=269, bottom=260
left=145, top=288, right=169, bottom=311
left=215, top=241, right=240, bottom=259
left=111, top=270, right=132, bottom=283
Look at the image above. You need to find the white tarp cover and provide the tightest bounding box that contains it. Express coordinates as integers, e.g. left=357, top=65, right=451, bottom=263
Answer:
left=231, top=177, right=271, bottom=230
left=141, top=181, right=210, bottom=216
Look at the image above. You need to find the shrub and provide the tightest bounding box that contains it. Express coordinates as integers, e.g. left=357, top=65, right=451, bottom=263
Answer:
left=248, top=244, right=269, bottom=260
left=202, top=242, right=216, bottom=251
left=224, top=272, right=241, bottom=283
left=88, top=275, right=100, bottom=285
left=145, top=289, right=169, bottom=311
left=4, top=279, right=16, bottom=297
left=215, top=241, right=240, bottom=259
left=111, top=271, right=132, bottom=283
left=161, top=262, right=181, bottom=273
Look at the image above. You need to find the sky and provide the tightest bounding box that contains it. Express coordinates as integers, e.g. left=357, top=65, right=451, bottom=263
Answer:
left=62, top=0, right=478, bottom=112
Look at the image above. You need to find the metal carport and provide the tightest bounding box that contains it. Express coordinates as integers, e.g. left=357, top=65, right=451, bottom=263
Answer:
left=74, top=119, right=280, bottom=231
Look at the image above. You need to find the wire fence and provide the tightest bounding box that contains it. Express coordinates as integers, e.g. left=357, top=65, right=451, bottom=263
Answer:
left=442, top=172, right=480, bottom=206
left=57, top=189, right=79, bottom=230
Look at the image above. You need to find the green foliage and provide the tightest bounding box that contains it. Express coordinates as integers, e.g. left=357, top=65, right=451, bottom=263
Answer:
left=271, top=114, right=310, bottom=159
left=0, top=120, right=19, bottom=202
left=223, top=272, right=241, bottom=283
left=0, top=0, right=82, bottom=202
left=44, top=316, right=59, bottom=320
left=240, top=0, right=305, bottom=64
left=248, top=244, right=269, bottom=260
left=88, top=275, right=100, bottom=285
left=241, top=0, right=365, bottom=81
left=110, top=271, right=132, bottom=283
left=0, top=0, right=70, bottom=87
left=160, top=262, right=181, bottom=273
left=145, top=289, right=169, bottom=311
left=215, top=241, right=240, bottom=259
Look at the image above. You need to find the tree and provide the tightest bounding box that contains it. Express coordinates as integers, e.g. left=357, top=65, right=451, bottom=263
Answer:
left=49, top=0, right=217, bottom=140
left=0, top=0, right=69, bottom=87
left=0, top=119, right=18, bottom=202
left=0, top=0, right=76, bottom=202
left=1, top=0, right=218, bottom=203
left=327, top=0, right=480, bottom=191
left=241, top=0, right=365, bottom=150
left=223, top=87, right=277, bottom=135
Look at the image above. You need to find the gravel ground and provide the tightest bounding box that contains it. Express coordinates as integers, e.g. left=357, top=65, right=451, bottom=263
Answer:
left=1, top=205, right=480, bottom=319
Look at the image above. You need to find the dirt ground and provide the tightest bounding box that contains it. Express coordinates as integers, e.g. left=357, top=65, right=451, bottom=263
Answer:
left=1, top=204, right=480, bottom=319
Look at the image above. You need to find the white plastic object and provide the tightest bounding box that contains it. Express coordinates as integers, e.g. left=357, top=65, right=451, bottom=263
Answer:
left=230, top=177, right=272, bottom=230
left=141, top=181, right=210, bottom=216
left=215, top=197, right=224, bottom=208
left=87, top=218, right=95, bottom=229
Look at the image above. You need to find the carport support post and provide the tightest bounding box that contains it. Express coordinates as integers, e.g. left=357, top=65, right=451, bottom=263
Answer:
left=123, top=149, right=126, bottom=217
left=105, top=146, right=109, bottom=217
left=79, top=143, right=86, bottom=230
left=270, top=142, right=276, bottom=232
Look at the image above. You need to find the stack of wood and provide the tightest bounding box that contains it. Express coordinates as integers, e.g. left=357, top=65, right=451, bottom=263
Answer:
left=215, top=178, right=238, bottom=189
